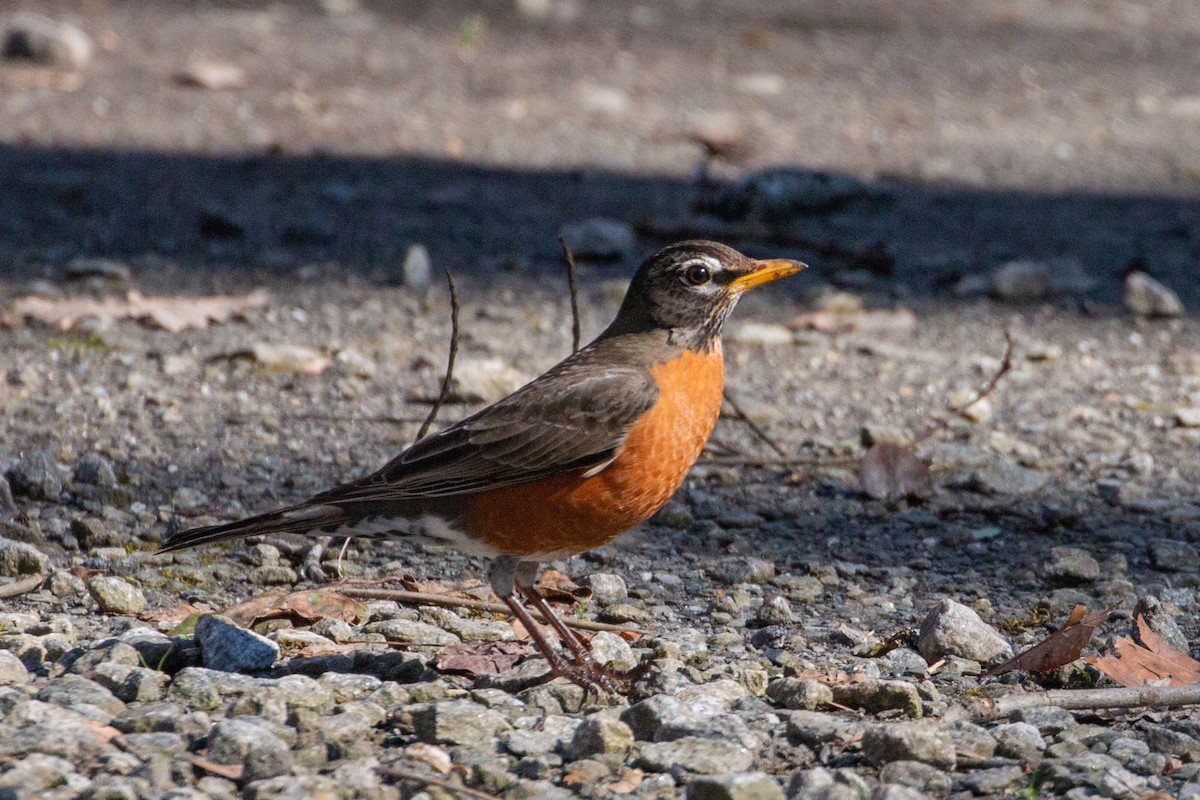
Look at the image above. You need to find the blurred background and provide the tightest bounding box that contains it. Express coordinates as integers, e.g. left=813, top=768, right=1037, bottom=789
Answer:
left=1, top=0, right=1199, bottom=304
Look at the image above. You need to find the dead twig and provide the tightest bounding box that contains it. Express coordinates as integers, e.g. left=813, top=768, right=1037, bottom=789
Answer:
left=338, top=587, right=640, bottom=635
left=0, top=476, right=19, bottom=522
left=721, top=390, right=787, bottom=458
left=913, top=330, right=1014, bottom=446
left=416, top=271, right=460, bottom=441
left=558, top=236, right=582, bottom=353
left=950, top=684, right=1200, bottom=724
left=381, top=766, right=501, bottom=800
left=0, top=574, right=44, bottom=599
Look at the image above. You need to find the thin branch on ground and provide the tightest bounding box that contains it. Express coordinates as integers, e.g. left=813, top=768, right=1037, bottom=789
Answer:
left=338, top=586, right=640, bottom=635
left=951, top=683, right=1200, bottom=723
left=721, top=390, right=787, bottom=458
left=0, top=476, right=19, bottom=522
left=0, top=574, right=44, bottom=599
left=381, top=766, right=501, bottom=800
left=913, top=330, right=1014, bottom=446
left=416, top=271, right=460, bottom=441
left=300, top=537, right=330, bottom=583
left=558, top=235, right=582, bottom=353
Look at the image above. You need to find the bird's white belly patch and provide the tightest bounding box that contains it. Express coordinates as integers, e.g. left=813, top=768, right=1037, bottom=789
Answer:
left=328, top=514, right=501, bottom=557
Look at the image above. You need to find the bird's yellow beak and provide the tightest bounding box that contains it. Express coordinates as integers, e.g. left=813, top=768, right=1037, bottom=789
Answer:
left=729, top=258, right=806, bottom=293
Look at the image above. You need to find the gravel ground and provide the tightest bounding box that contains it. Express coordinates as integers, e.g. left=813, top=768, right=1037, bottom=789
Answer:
left=3, top=1, right=1200, bottom=799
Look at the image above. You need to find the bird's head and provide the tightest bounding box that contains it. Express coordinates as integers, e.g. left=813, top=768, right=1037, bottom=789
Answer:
left=605, top=240, right=805, bottom=349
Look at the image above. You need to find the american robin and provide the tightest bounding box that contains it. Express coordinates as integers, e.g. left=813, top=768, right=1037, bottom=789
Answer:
left=160, top=240, right=803, bottom=691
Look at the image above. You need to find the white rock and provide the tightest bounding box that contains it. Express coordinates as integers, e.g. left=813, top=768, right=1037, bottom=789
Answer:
left=3, top=13, right=93, bottom=69
left=1125, top=272, right=1183, bottom=317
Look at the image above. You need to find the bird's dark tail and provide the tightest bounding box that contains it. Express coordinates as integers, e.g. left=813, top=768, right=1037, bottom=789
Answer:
left=158, top=502, right=343, bottom=553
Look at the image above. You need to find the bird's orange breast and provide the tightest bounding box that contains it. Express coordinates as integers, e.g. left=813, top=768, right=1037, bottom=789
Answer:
left=468, top=346, right=724, bottom=558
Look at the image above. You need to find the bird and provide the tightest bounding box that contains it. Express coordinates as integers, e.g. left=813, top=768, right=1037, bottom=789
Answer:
left=160, top=240, right=804, bottom=691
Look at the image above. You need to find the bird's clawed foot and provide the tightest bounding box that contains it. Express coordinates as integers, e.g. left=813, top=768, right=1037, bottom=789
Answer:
left=548, top=653, right=653, bottom=697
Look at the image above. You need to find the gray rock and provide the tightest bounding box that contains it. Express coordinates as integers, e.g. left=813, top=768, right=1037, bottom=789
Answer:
left=1143, top=725, right=1200, bottom=758
left=0, top=649, right=30, bottom=685
left=1041, top=751, right=1148, bottom=796
left=400, top=243, right=432, bottom=289
left=567, top=714, right=634, bottom=758
left=0, top=538, right=50, bottom=577
left=589, top=631, right=638, bottom=671
left=411, top=699, right=509, bottom=746
left=880, top=648, right=929, bottom=678
left=92, top=662, right=170, bottom=703
left=712, top=556, right=776, bottom=585
left=786, top=767, right=872, bottom=800
left=992, top=721, right=1046, bottom=763
left=36, top=674, right=126, bottom=718
left=118, top=731, right=187, bottom=758
left=87, top=576, right=147, bottom=614
left=861, top=721, right=956, bottom=768
left=558, top=218, right=635, bottom=260
left=6, top=450, right=62, bottom=502
left=831, top=679, right=923, bottom=718
left=73, top=453, right=118, bottom=486
left=785, top=711, right=864, bottom=748
left=1010, top=705, right=1077, bottom=735
left=2, top=13, right=93, bottom=69
left=622, top=694, right=702, bottom=741
left=0, top=753, right=85, bottom=795
left=688, top=772, right=786, bottom=800
left=754, top=595, right=794, bottom=626
left=918, top=598, right=1011, bottom=666
left=582, top=572, right=628, bottom=602
left=992, top=260, right=1049, bottom=302
left=1148, top=539, right=1200, bottom=572
left=965, top=461, right=1050, bottom=496
left=195, top=615, right=279, bottom=673
left=877, top=761, right=951, bottom=794
left=1125, top=271, right=1183, bottom=317
left=766, top=678, right=833, bottom=710
left=362, top=617, right=460, bottom=646
left=959, top=765, right=1025, bottom=794
left=206, top=718, right=294, bottom=782
left=637, top=736, right=754, bottom=775
left=241, top=775, right=345, bottom=800
left=946, top=720, right=996, bottom=759
left=873, top=786, right=932, bottom=800
left=1043, top=546, right=1101, bottom=585
left=70, top=517, right=125, bottom=549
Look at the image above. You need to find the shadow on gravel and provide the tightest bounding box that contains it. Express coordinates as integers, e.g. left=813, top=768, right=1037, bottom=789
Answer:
left=2, top=143, right=1198, bottom=308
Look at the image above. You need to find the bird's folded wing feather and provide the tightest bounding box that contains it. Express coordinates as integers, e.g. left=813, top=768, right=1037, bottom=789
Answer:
left=312, top=362, right=659, bottom=503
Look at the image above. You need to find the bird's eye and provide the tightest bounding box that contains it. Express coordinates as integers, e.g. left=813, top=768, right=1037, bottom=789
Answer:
left=682, top=263, right=711, bottom=286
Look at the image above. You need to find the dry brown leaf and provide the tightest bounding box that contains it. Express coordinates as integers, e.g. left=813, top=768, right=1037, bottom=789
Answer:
left=82, top=719, right=122, bottom=743
left=434, top=640, right=534, bottom=676
left=186, top=755, right=245, bottom=780
left=537, top=569, right=592, bottom=603
left=1084, top=614, right=1200, bottom=687
left=15, top=289, right=268, bottom=332
left=985, top=604, right=1119, bottom=677
left=859, top=442, right=933, bottom=500
left=606, top=767, right=645, bottom=794
left=399, top=574, right=492, bottom=601
left=249, top=342, right=332, bottom=374
left=224, top=588, right=367, bottom=629
left=139, top=603, right=204, bottom=624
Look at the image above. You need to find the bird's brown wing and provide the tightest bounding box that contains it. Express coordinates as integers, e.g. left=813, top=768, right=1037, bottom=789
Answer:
left=317, top=360, right=659, bottom=502
left=159, top=350, right=660, bottom=552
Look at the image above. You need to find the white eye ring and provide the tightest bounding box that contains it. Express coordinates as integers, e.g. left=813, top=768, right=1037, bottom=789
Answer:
left=679, top=256, right=721, bottom=287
